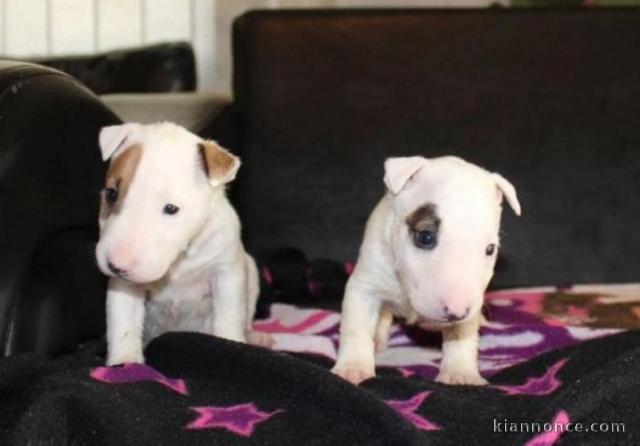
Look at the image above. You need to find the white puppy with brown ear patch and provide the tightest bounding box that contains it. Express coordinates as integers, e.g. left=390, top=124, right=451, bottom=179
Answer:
left=332, top=156, right=521, bottom=386
left=95, top=122, right=270, bottom=366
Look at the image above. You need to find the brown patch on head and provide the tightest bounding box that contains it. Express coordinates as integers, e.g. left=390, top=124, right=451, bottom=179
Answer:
left=198, top=141, right=239, bottom=185
left=102, top=144, right=143, bottom=215
left=406, top=203, right=440, bottom=233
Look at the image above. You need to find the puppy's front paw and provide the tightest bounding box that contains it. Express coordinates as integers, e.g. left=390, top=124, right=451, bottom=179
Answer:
left=247, top=330, right=275, bottom=349
left=331, top=362, right=375, bottom=385
left=107, top=344, right=144, bottom=366
left=436, top=368, right=487, bottom=386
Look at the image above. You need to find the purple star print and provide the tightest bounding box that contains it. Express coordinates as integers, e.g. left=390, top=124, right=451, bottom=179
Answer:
left=524, top=410, right=570, bottom=446
left=386, top=391, right=440, bottom=431
left=493, top=359, right=567, bottom=396
left=90, top=363, right=188, bottom=395
left=397, top=367, right=416, bottom=378
left=187, top=403, right=282, bottom=436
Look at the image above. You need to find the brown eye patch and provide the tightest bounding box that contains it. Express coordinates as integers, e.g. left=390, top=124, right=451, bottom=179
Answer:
left=406, top=203, right=441, bottom=233
left=102, top=144, right=142, bottom=215
left=406, top=203, right=441, bottom=250
left=104, top=186, right=119, bottom=206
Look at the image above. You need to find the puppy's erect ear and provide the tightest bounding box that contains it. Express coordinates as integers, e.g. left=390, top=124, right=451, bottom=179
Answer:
left=491, top=173, right=522, bottom=216
left=198, top=140, right=241, bottom=188
left=383, top=156, right=427, bottom=194
left=99, top=123, right=141, bottom=161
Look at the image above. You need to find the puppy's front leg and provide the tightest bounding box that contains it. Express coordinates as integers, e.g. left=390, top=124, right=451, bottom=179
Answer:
left=106, top=278, right=146, bottom=365
left=211, top=262, right=247, bottom=343
left=436, top=313, right=487, bottom=385
left=332, top=281, right=381, bottom=385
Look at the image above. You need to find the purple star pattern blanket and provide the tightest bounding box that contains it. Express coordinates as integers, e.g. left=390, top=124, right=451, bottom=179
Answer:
left=257, top=285, right=634, bottom=380
left=1, top=285, right=640, bottom=445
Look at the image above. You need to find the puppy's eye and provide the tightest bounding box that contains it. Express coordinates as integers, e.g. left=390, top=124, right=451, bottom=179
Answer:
left=163, top=203, right=180, bottom=215
left=414, top=230, right=437, bottom=250
left=486, top=243, right=496, bottom=256
left=104, top=188, right=118, bottom=205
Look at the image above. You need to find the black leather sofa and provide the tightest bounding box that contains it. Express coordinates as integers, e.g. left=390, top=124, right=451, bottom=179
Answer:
left=32, top=42, right=197, bottom=95
left=231, top=8, right=640, bottom=290
left=1, top=7, right=640, bottom=361
left=0, top=62, right=119, bottom=357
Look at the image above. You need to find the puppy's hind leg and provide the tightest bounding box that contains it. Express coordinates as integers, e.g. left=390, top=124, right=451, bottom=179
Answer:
left=244, top=254, right=275, bottom=349
left=374, top=305, right=393, bottom=352
left=211, top=261, right=248, bottom=343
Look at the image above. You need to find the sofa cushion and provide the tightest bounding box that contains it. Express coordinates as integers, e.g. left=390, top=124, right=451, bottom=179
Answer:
left=101, top=92, right=230, bottom=133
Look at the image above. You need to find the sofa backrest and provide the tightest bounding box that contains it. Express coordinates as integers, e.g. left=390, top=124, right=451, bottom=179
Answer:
left=232, top=8, right=640, bottom=288
left=32, top=42, right=196, bottom=94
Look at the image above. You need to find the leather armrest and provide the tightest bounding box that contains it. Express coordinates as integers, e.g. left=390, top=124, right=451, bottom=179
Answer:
left=0, top=61, right=120, bottom=357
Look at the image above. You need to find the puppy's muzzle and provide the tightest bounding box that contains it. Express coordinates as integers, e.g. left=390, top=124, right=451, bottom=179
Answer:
left=107, top=260, right=128, bottom=278
left=443, top=305, right=470, bottom=322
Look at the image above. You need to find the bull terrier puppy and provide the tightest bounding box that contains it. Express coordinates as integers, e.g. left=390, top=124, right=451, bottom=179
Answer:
left=332, top=156, right=521, bottom=385
left=95, top=122, right=269, bottom=366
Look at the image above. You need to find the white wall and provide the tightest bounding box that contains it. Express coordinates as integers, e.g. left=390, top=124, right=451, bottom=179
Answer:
left=0, top=0, right=500, bottom=93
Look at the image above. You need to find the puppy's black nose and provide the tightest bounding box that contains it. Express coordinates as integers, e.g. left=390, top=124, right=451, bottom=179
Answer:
left=107, top=261, right=127, bottom=277
left=443, top=306, right=469, bottom=322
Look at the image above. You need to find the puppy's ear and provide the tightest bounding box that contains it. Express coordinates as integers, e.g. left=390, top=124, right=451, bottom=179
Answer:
left=383, top=156, right=427, bottom=194
left=198, top=140, right=241, bottom=188
left=491, top=173, right=521, bottom=216
left=99, top=123, right=141, bottom=161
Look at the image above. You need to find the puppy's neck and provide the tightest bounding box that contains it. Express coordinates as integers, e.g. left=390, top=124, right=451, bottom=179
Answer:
left=356, top=195, right=403, bottom=295
left=157, top=188, right=232, bottom=284
left=186, top=188, right=229, bottom=256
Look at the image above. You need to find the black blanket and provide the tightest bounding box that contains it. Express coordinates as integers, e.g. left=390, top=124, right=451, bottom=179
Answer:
left=1, top=330, right=639, bottom=445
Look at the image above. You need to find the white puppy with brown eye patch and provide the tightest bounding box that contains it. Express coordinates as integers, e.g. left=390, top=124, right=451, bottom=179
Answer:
left=332, top=156, right=521, bottom=386
left=95, top=122, right=270, bottom=366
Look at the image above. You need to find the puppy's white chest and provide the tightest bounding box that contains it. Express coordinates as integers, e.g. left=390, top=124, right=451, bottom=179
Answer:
left=144, top=277, right=215, bottom=343
left=384, top=298, right=419, bottom=324
left=384, top=293, right=447, bottom=330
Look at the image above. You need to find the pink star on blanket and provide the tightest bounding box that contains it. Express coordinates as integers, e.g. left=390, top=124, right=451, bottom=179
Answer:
left=493, top=359, right=567, bottom=396
left=90, top=363, right=188, bottom=395
left=386, top=391, right=440, bottom=431
left=187, top=403, right=282, bottom=436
